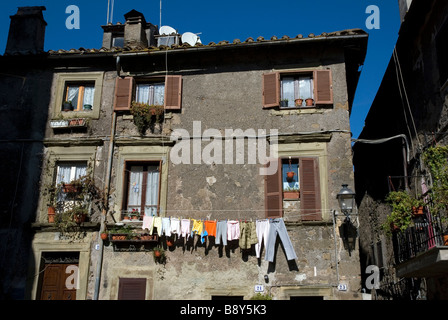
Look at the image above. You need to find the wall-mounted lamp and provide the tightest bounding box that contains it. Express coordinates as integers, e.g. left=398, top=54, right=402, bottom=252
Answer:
left=336, top=184, right=356, bottom=220
left=336, top=184, right=357, bottom=255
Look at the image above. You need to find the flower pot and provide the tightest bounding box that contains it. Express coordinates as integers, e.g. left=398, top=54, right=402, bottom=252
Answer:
left=48, top=206, right=56, bottom=223
left=283, top=191, right=300, bottom=200
left=294, top=99, right=303, bottom=107
left=100, top=232, right=108, bottom=241
left=74, top=213, right=87, bottom=224
left=443, top=234, right=448, bottom=246
left=62, top=101, right=73, bottom=111
left=154, top=250, right=162, bottom=258
left=62, top=184, right=81, bottom=193
left=412, top=206, right=424, bottom=217
left=166, top=239, right=174, bottom=247
left=305, top=98, right=314, bottom=106
left=83, top=104, right=92, bottom=110
left=280, top=100, right=288, bottom=108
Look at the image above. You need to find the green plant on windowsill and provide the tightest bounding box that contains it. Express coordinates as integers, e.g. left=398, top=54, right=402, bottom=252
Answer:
left=280, top=99, right=289, bottom=108
left=382, top=190, right=424, bottom=234
left=130, top=101, right=164, bottom=135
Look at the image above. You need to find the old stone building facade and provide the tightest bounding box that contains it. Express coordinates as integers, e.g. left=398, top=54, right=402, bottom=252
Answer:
left=354, top=0, right=448, bottom=300
left=0, top=7, right=368, bottom=300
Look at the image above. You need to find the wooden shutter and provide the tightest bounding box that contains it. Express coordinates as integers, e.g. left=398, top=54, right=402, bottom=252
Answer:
left=313, top=69, right=333, bottom=105
left=113, top=76, right=134, bottom=111
left=164, top=75, right=182, bottom=110
left=264, top=159, right=282, bottom=218
left=118, top=278, right=146, bottom=300
left=262, top=72, right=280, bottom=108
left=299, top=158, right=321, bottom=221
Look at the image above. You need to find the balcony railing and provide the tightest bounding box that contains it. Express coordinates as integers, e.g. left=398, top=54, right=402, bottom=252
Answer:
left=393, top=211, right=447, bottom=264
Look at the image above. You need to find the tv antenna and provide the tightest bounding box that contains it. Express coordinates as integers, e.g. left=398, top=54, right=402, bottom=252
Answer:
left=107, top=0, right=115, bottom=24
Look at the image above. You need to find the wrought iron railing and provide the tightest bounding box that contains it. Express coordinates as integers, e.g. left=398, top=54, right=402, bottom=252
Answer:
left=393, top=211, right=447, bottom=264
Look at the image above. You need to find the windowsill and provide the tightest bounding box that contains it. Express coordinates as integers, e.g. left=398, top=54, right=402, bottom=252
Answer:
left=271, top=108, right=325, bottom=116
left=53, top=110, right=96, bottom=120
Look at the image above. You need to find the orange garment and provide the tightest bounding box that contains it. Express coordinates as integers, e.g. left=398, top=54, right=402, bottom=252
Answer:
left=204, top=220, right=217, bottom=237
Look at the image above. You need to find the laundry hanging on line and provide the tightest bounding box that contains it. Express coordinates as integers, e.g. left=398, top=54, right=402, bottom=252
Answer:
left=139, top=216, right=297, bottom=262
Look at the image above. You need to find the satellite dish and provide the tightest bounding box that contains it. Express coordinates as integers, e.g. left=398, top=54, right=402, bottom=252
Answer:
left=182, top=32, right=198, bottom=46
left=160, top=25, right=176, bottom=35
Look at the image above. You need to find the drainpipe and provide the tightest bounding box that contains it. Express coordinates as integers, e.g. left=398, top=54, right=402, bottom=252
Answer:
left=93, top=110, right=117, bottom=300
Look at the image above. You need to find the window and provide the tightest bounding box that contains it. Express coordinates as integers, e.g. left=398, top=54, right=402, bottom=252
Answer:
left=63, top=82, right=95, bottom=111
left=114, top=75, right=182, bottom=111
left=282, top=158, right=300, bottom=199
left=53, top=72, right=103, bottom=119
left=112, top=36, right=124, bottom=48
left=265, top=157, right=321, bottom=221
left=118, top=278, right=146, bottom=300
left=55, top=161, right=87, bottom=201
left=281, top=74, right=314, bottom=108
left=262, top=69, right=333, bottom=109
left=122, top=161, right=160, bottom=220
left=135, top=81, right=165, bottom=105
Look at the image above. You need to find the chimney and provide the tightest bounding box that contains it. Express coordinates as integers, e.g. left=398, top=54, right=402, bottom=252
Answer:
left=5, top=6, right=47, bottom=55
left=123, top=9, right=148, bottom=48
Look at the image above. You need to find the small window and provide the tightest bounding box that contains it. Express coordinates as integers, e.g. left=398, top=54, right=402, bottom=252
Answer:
left=112, top=36, right=124, bottom=48
left=63, top=82, right=95, bottom=111
left=282, top=158, right=300, bottom=199
left=262, top=69, right=333, bottom=109
left=135, top=81, right=165, bottom=106
left=55, top=161, right=87, bottom=201
left=281, top=74, right=314, bottom=108
left=123, top=161, right=160, bottom=220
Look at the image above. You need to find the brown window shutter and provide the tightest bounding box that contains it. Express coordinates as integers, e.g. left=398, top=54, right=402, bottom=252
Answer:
left=262, top=72, right=280, bottom=108
left=113, top=77, right=134, bottom=111
left=299, top=157, right=321, bottom=221
left=313, top=69, right=333, bottom=105
left=264, top=159, right=282, bottom=218
left=164, top=75, right=182, bottom=110
left=118, top=278, right=146, bottom=300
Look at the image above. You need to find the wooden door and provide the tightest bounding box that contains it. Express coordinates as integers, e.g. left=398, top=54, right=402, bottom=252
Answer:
left=40, top=264, right=77, bottom=300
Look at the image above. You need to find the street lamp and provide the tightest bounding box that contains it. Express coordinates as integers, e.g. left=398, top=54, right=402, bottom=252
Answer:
left=337, top=184, right=356, bottom=219
left=336, top=184, right=357, bottom=255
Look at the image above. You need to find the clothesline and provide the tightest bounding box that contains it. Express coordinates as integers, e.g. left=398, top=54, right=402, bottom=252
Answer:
left=138, top=216, right=298, bottom=262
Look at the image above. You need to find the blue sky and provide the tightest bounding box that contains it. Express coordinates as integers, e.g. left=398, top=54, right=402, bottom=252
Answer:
left=0, top=0, right=400, bottom=138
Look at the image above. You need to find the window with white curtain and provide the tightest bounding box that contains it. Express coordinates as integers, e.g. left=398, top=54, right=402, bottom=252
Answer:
left=135, top=82, right=165, bottom=106
left=64, top=82, right=95, bottom=111
left=125, top=162, right=160, bottom=219
left=55, top=161, right=87, bottom=201
left=281, top=74, right=313, bottom=108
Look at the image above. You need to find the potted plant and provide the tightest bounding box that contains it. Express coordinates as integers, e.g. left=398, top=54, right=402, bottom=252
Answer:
left=283, top=186, right=300, bottom=200
left=153, top=246, right=166, bottom=264
left=100, top=231, right=109, bottom=241
left=48, top=205, right=56, bottom=223
left=130, top=102, right=165, bottom=135
left=294, top=98, right=303, bottom=107
left=280, top=99, right=289, bottom=108
left=305, top=98, right=314, bottom=106
left=62, top=101, right=73, bottom=111
left=382, top=191, right=424, bottom=234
